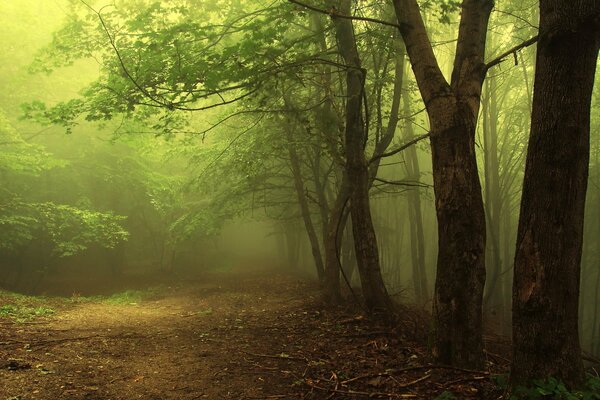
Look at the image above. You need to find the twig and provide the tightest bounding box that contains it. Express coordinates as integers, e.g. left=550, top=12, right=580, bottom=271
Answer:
left=342, top=331, right=392, bottom=338
left=444, top=375, right=488, bottom=386
left=304, top=380, right=417, bottom=398
left=483, top=349, right=511, bottom=365
left=242, top=351, right=307, bottom=362
left=0, top=333, right=143, bottom=348
left=342, top=372, right=431, bottom=387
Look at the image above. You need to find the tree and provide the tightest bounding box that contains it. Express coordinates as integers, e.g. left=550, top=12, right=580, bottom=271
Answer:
left=0, top=110, right=129, bottom=290
left=391, top=0, right=493, bottom=368
left=510, top=0, right=599, bottom=388
left=332, top=0, right=394, bottom=313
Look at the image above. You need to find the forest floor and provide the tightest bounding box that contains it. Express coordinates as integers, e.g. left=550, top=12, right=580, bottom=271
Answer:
left=0, top=267, right=511, bottom=400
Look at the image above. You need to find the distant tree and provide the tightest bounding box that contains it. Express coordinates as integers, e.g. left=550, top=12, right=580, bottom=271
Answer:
left=0, top=111, right=129, bottom=288
left=510, top=0, right=599, bottom=389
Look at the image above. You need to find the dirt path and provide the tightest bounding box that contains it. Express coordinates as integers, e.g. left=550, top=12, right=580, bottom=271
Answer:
left=1, top=268, right=506, bottom=399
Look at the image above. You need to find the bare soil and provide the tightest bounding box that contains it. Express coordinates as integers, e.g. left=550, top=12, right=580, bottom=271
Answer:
left=0, top=267, right=508, bottom=399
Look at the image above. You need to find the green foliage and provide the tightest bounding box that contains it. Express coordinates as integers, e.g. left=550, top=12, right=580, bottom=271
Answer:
left=434, top=391, right=457, bottom=400
left=195, top=307, right=214, bottom=316
left=25, top=0, right=305, bottom=131
left=506, top=376, right=600, bottom=400
left=420, top=0, right=461, bottom=24
left=0, top=110, right=65, bottom=174
left=101, top=289, right=146, bottom=305
left=0, top=304, right=55, bottom=322
left=0, top=290, right=56, bottom=322
left=0, top=200, right=129, bottom=257
left=73, top=286, right=167, bottom=305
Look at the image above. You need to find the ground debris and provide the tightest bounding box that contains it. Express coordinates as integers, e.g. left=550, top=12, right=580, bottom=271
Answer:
left=0, top=268, right=508, bottom=399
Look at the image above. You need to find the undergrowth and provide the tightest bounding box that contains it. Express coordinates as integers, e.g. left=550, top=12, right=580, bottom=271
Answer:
left=510, top=376, right=600, bottom=400
left=0, top=290, right=55, bottom=322
left=494, top=375, right=600, bottom=400
left=70, top=286, right=167, bottom=305
left=0, top=285, right=168, bottom=322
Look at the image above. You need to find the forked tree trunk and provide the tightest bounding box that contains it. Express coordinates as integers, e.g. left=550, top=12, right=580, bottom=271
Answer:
left=510, top=0, right=599, bottom=388
left=429, top=101, right=486, bottom=368
left=334, top=0, right=393, bottom=313
left=393, top=0, right=492, bottom=368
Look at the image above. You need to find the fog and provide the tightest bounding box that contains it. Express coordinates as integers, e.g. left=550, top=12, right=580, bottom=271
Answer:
left=0, top=1, right=599, bottom=398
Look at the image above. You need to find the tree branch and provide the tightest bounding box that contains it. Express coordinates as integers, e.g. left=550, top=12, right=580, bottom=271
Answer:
left=288, top=0, right=401, bottom=30
left=369, top=132, right=430, bottom=163
left=373, top=177, right=430, bottom=188
left=485, top=35, right=539, bottom=71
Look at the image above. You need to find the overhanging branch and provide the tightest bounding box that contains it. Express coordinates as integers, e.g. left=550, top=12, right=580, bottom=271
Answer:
left=288, top=0, right=401, bottom=30
left=369, top=132, right=430, bottom=163
left=485, top=35, right=539, bottom=71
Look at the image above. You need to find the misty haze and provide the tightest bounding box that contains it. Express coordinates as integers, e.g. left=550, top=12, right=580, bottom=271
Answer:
left=0, top=1, right=599, bottom=399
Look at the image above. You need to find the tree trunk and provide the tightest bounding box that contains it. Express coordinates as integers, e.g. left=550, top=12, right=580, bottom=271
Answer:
left=287, top=128, right=326, bottom=282
left=510, top=0, right=599, bottom=388
left=429, top=102, right=486, bottom=369
left=333, top=0, right=393, bottom=313
left=482, top=76, right=504, bottom=312
left=402, top=89, right=428, bottom=305
left=393, top=0, right=492, bottom=368
left=322, top=176, right=350, bottom=303
left=341, top=219, right=357, bottom=283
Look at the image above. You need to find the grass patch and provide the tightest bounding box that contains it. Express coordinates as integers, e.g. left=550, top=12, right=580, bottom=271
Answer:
left=101, top=290, right=146, bottom=305
left=0, top=285, right=169, bottom=322
left=197, top=307, right=213, bottom=316
left=70, top=286, right=168, bottom=305
left=0, top=292, right=55, bottom=322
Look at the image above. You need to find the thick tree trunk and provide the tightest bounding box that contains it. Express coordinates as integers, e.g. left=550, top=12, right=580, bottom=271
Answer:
left=510, top=0, right=599, bottom=388
left=393, top=0, right=492, bottom=368
left=429, top=102, right=486, bottom=369
left=334, top=0, right=393, bottom=313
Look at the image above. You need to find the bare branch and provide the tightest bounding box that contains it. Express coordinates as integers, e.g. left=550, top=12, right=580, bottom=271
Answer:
left=287, top=0, right=401, bottom=30
left=485, top=35, right=538, bottom=70
left=369, top=132, right=430, bottom=163
left=373, top=177, right=430, bottom=188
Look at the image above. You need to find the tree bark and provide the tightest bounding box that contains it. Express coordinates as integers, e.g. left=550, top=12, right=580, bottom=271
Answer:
left=510, top=0, right=599, bottom=388
left=393, top=0, right=492, bottom=368
left=334, top=0, right=393, bottom=313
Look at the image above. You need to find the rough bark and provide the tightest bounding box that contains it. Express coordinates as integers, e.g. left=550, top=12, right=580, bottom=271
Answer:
left=510, top=0, right=599, bottom=388
left=392, top=0, right=492, bottom=368
left=334, top=0, right=393, bottom=313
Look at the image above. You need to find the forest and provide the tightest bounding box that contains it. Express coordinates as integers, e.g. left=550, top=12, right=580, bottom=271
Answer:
left=0, top=0, right=599, bottom=399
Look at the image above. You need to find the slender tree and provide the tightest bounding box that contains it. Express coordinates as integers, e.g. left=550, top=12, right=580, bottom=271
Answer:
left=333, top=0, right=393, bottom=312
